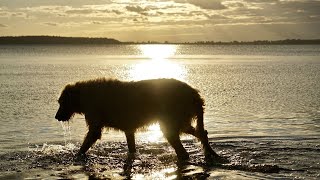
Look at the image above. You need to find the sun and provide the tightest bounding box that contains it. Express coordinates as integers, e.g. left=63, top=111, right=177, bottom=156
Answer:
left=139, top=44, right=176, bottom=60
left=129, top=45, right=186, bottom=81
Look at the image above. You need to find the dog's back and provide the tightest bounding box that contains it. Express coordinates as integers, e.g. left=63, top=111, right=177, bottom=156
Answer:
left=75, top=78, right=204, bottom=132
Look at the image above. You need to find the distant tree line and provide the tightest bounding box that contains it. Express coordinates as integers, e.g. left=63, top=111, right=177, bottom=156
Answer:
left=0, top=36, right=121, bottom=44
left=0, top=36, right=320, bottom=45
left=192, top=39, right=320, bottom=45
left=118, top=39, right=320, bottom=45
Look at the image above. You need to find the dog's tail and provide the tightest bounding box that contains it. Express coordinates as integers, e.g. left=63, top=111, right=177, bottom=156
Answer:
left=194, top=93, right=205, bottom=133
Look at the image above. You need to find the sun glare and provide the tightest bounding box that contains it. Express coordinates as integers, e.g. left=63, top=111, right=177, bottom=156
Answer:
left=129, top=45, right=185, bottom=81
left=144, top=123, right=164, bottom=142
left=148, top=123, right=161, bottom=131
left=140, top=44, right=176, bottom=60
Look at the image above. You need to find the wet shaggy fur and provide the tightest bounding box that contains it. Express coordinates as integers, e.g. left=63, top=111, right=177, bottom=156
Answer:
left=55, top=78, right=220, bottom=160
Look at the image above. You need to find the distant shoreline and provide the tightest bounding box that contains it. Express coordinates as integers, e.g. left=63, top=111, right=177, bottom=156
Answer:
left=1, top=36, right=320, bottom=45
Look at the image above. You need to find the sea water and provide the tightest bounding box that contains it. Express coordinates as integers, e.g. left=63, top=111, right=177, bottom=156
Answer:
left=0, top=44, right=319, bottom=179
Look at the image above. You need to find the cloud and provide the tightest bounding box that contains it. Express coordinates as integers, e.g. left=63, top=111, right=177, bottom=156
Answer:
left=43, top=22, right=58, bottom=26
left=279, top=0, right=320, bottom=15
left=126, top=5, right=144, bottom=13
left=0, top=9, right=29, bottom=18
left=189, top=0, right=226, bottom=10
left=174, top=0, right=227, bottom=10
left=4, top=0, right=318, bottom=29
left=18, top=5, right=123, bottom=19
left=214, top=0, right=320, bottom=26
left=112, top=9, right=122, bottom=15
left=19, top=6, right=72, bottom=14
left=125, top=5, right=150, bottom=15
left=0, top=23, right=8, bottom=27
left=65, top=9, right=95, bottom=14
left=1, top=0, right=319, bottom=41
left=0, top=0, right=113, bottom=8
left=92, top=21, right=104, bottom=24
left=0, top=11, right=10, bottom=18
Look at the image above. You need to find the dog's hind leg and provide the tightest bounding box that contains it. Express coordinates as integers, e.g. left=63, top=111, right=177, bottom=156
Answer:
left=197, top=129, right=220, bottom=158
left=184, top=125, right=229, bottom=163
left=78, top=126, right=102, bottom=155
left=125, top=131, right=136, bottom=153
left=160, top=124, right=189, bottom=160
left=183, top=126, right=220, bottom=158
left=194, top=111, right=226, bottom=161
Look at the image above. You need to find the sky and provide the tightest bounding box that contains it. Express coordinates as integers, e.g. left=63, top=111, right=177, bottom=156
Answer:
left=0, top=0, right=319, bottom=42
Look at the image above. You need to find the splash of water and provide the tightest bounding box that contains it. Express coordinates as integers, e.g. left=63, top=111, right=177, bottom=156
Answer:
left=39, top=143, right=77, bottom=155
left=2, top=139, right=307, bottom=180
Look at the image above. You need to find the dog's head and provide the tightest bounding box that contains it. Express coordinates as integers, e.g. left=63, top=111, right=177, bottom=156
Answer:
left=55, top=84, right=80, bottom=121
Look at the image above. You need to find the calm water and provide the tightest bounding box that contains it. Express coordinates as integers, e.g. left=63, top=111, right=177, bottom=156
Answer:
left=0, top=45, right=319, bottom=179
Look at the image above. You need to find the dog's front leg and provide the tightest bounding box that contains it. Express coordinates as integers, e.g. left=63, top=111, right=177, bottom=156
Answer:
left=125, top=131, right=136, bottom=153
left=78, top=127, right=102, bottom=155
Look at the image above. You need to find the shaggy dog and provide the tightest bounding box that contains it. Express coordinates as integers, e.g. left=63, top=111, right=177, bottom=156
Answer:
left=55, top=78, right=222, bottom=160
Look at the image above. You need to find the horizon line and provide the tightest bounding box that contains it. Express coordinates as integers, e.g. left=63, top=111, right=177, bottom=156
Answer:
left=1, top=35, right=320, bottom=45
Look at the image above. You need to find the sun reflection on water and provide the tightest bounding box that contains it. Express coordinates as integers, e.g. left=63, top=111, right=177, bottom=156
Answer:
left=140, top=44, right=176, bottom=60
left=133, top=167, right=177, bottom=179
left=145, top=123, right=163, bottom=142
left=137, top=123, right=164, bottom=142
left=129, top=45, right=186, bottom=81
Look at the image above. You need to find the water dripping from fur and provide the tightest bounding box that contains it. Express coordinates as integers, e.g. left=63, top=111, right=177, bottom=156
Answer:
left=60, top=121, right=71, bottom=146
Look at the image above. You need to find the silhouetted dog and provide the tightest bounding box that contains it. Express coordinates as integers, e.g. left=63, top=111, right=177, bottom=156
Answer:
left=55, top=78, right=221, bottom=160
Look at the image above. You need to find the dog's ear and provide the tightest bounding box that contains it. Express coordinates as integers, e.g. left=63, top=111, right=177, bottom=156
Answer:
left=62, top=84, right=80, bottom=104
left=69, top=85, right=80, bottom=99
left=66, top=84, right=81, bottom=112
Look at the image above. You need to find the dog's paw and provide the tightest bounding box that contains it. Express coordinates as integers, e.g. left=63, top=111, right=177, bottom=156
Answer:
left=75, top=152, right=87, bottom=161
left=205, top=154, right=230, bottom=165
left=177, top=152, right=190, bottom=161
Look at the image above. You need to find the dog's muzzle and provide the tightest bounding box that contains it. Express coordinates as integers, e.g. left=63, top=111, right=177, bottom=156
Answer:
left=55, top=114, right=69, bottom=121
left=55, top=108, right=72, bottom=121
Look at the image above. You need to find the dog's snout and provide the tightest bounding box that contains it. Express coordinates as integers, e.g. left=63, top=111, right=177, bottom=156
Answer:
left=55, top=107, right=64, bottom=121
left=55, top=108, right=60, bottom=119
left=55, top=106, right=73, bottom=121
left=55, top=113, right=60, bottom=120
left=55, top=113, right=62, bottom=121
